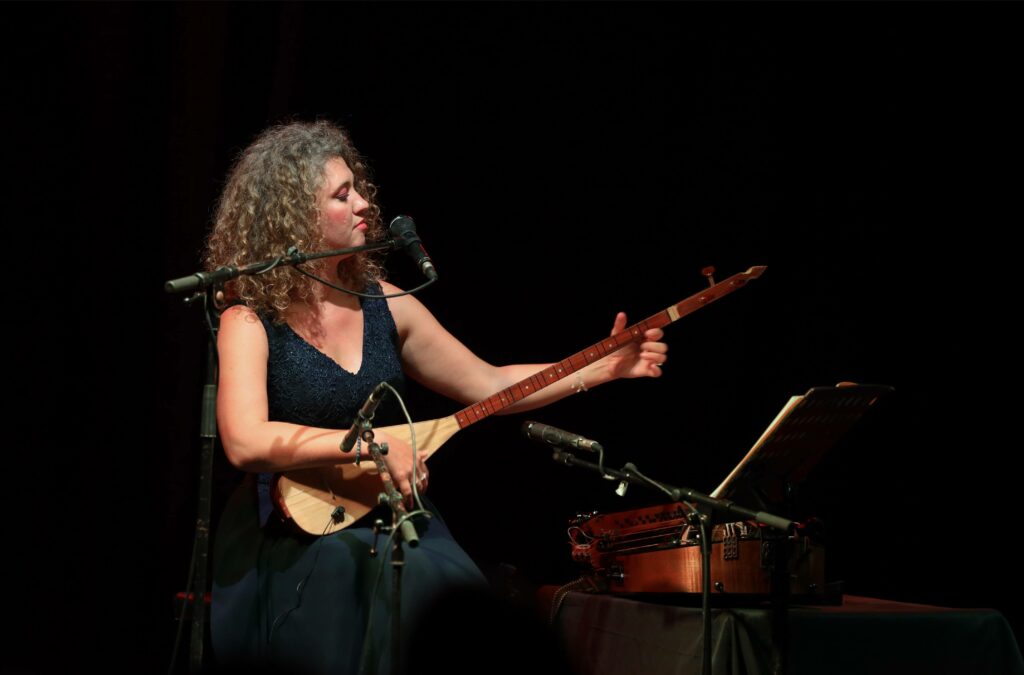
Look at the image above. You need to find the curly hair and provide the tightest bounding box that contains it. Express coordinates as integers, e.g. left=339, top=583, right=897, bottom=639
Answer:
left=204, top=120, right=386, bottom=321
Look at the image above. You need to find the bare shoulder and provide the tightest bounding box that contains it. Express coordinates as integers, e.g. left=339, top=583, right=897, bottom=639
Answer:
left=378, top=278, right=461, bottom=359
left=379, top=280, right=425, bottom=337
left=218, top=304, right=269, bottom=352
left=220, top=304, right=265, bottom=330
left=221, top=303, right=261, bottom=322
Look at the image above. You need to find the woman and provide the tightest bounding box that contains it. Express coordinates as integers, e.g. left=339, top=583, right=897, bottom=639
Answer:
left=206, top=120, right=668, bottom=674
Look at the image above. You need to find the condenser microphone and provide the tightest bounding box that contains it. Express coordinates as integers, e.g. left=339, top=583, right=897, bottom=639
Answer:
left=522, top=421, right=604, bottom=453
left=389, top=215, right=438, bottom=280
left=341, top=381, right=390, bottom=453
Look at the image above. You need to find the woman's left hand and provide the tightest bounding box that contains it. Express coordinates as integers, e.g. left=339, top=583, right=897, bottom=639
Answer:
left=603, top=312, right=668, bottom=379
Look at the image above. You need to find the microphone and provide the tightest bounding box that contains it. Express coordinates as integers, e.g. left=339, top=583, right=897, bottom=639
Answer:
left=521, top=421, right=604, bottom=453
left=341, top=382, right=390, bottom=453
left=389, top=215, right=438, bottom=280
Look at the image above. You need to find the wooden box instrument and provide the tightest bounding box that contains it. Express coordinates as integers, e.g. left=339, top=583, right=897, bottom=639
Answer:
left=563, top=384, right=891, bottom=597
left=570, top=502, right=825, bottom=597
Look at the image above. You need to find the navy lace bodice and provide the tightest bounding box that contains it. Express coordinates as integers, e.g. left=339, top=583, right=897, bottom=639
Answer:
left=260, top=290, right=405, bottom=429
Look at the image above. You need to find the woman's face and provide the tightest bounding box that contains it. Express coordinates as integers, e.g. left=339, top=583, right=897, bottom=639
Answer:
left=317, top=157, right=370, bottom=251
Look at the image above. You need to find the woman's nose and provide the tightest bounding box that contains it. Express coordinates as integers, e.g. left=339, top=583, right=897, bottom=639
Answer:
left=353, top=189, right=370, bottom=214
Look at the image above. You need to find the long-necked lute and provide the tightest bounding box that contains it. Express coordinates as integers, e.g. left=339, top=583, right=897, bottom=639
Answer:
left=276, top=265, right=766, bottom=534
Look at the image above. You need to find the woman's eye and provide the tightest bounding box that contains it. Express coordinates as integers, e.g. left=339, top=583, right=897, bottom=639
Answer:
left=335, top=192, right=349, bottom=202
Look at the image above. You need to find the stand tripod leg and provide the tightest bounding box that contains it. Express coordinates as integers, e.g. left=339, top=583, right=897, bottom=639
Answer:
left=769, top=532, right=791, bottom=675
left=189, top=339, right=218, bottom=673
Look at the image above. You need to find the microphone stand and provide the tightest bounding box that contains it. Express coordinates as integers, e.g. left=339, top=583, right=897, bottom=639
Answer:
left=548, top=450, right=793, bottom=675
left=164, top=240, right=396, bottom=674
left=356, top=422, right=421, bottom=675
left=166, top=285, right=220, bottom=675
left=550, top=451, right=794, bottom=534
left=164, top=240, right=397, bottom=295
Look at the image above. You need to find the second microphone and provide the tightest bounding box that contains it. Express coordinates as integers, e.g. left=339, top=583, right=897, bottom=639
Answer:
left=522, top=421, right=604, bottom=453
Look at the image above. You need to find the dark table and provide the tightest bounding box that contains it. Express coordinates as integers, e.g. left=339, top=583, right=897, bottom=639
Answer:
left=551, top=592, right=1023, bottom=675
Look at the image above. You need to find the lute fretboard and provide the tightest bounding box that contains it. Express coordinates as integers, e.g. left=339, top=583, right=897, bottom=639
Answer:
left=452, top=265, right=766, bottom=429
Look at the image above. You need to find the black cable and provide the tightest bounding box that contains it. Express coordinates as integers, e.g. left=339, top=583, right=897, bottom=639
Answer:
left=167, top=528, right=200, bottom=675
left=549, top=577, right=592, bottom=627
left=294, top=264, right=435, bottom=299
left=268, top=518, right=335, bottom=645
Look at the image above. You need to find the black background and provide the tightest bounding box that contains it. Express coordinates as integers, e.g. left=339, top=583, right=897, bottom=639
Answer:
left=6, top=3, right=1021, bottom=672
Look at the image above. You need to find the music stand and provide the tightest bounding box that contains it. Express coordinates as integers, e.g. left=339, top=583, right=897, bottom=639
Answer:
left=707, top=383, right=893, bottom=675
left=711, top=383, right=894, bottom=512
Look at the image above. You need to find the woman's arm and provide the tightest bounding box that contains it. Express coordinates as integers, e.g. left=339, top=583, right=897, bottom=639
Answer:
left=383, top=282, right=668, bottom=412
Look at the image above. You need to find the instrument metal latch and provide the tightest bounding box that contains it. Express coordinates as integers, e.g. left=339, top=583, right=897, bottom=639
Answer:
left=760, top=540, right=775, bottom=569
left=723, top=523, right=739, bottom=560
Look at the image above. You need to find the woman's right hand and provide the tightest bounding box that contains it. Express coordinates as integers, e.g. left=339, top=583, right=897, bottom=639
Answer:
left=376, top=434, right=429, bottom=509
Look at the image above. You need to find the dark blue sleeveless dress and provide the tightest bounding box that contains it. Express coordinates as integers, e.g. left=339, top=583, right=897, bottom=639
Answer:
left=211, top=290, right=486, bottom=674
